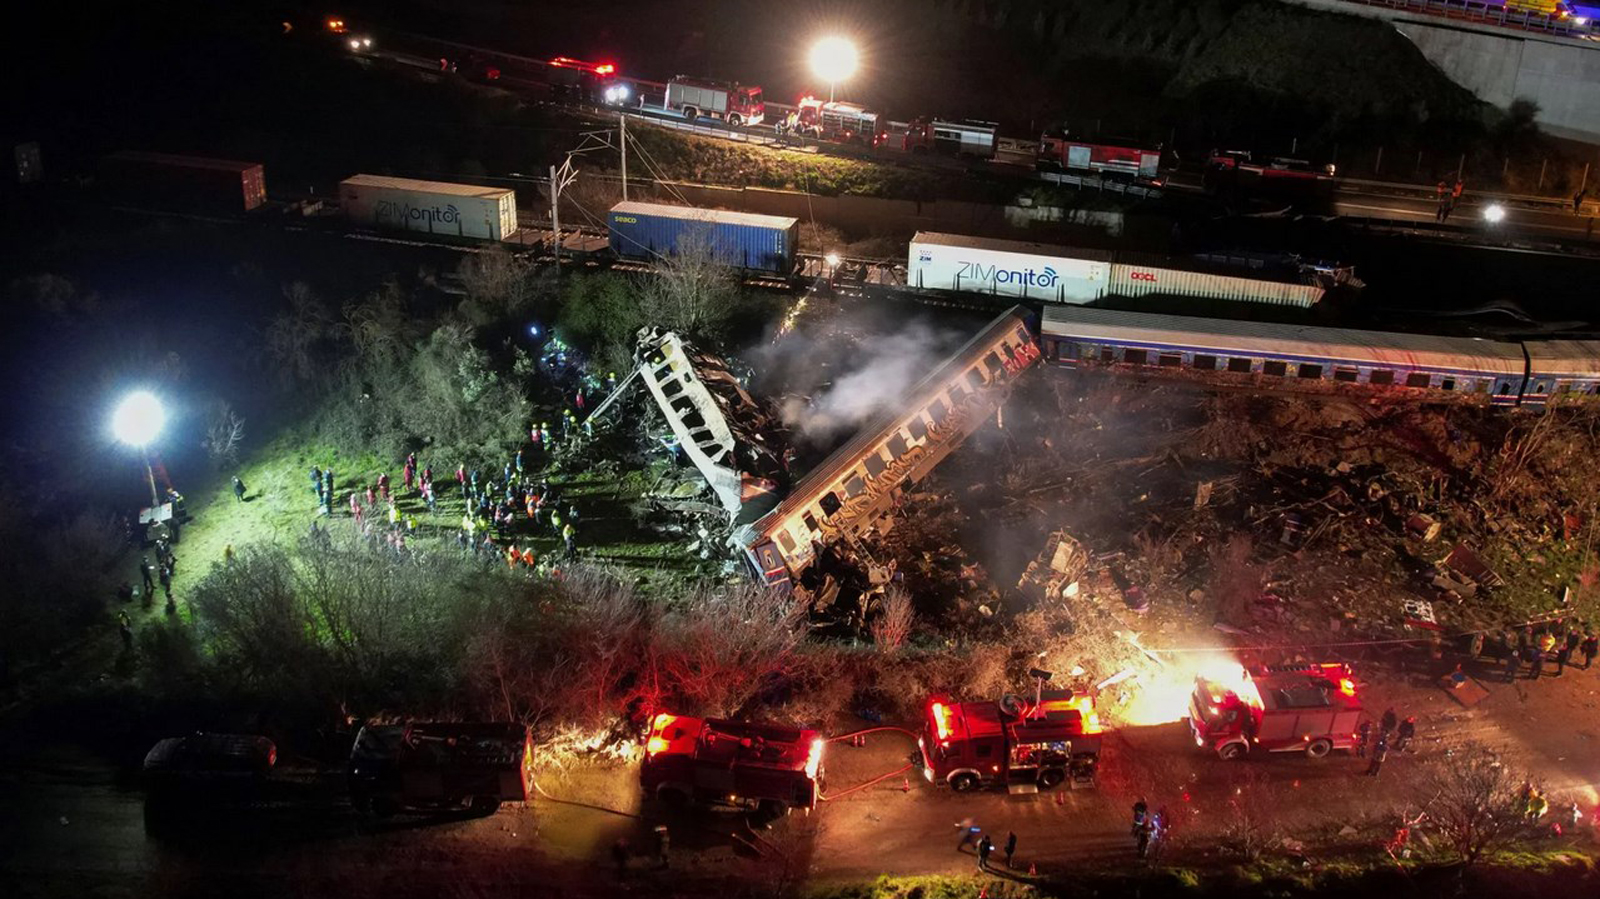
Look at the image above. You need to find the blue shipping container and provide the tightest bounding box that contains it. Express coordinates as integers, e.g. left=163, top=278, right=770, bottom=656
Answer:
left=608, top=201, right=799, bottom=275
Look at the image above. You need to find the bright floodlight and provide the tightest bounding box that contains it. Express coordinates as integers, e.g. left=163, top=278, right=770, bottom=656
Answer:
left=824, top=252, right=841, bottom=267
left=1483, top=202, right=1507, bottom=224
left=113, top=391, right=165, bottom=447
left=809, top=37, right=859, bottom=85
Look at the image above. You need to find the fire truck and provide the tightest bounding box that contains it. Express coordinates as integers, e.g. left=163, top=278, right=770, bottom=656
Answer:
left=1206, top=150, right=1337, bottom=199
left=790, top=97, right=885, bottom=146
left=348, top=722, right=535, bottom=816
left=1038, top=136, right=1162, bottom=181
left=1188, top=663, right=1363, bottom=760
left=547, top=56, right=619, bottom=104
left=918, top=691, right=1103, bottom=793
left=665, top=77, right=765, bottom=127
left=902, top=118, right=998, bottom=159
left=642, top=713, right=824, bottom=815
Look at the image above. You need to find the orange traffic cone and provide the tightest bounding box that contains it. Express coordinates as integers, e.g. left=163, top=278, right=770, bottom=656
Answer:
left=901, top=776, right=911, bottom=793
left=977, top=886, right=989, bottom=899
left=1028, top=862, right=1038, bottom=876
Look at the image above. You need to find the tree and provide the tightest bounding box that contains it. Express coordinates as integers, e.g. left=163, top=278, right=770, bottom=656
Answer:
left=871, top=585, right=915, bottom=653
left=1218, top=768, right=1285, bottom=861
left=1412, top=743, right=1526, bottom=866
left=638, top=228, right=739, bottom=340
left=202, top=399, right=245, bottom=469
left=457, top=247, right=551, bottom=327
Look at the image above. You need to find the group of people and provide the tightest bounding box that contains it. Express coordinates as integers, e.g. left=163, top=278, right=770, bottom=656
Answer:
left=956, top=819, right=1022, bottom=871
left=1131, top=798, right=1169, bottom=860
left=1434, top=179, right=1466, bottom=222
left=1357, top=706, right=1416, bottom=778
left=1469, top=621, right=1600, bottom=683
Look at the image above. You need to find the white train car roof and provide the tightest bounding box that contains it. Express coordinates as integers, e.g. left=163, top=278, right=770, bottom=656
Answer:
left=1523, top=340, right=1600, bottom=376
left=1042, top=306, right=1524, bottom=376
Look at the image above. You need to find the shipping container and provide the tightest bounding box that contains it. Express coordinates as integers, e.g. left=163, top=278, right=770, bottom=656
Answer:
left=608, top=201, right=798, bottom=275
left=100, top=151, right=266, bottom=213
left=907, top=232, right=1112, bottom=302
left=339, top=174, right=517, bottom=242
left=1109, top=255, right=1324, bottom=308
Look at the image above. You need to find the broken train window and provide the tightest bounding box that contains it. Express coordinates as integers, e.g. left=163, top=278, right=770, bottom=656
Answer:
left=1262, top=360, right=1288, bottom=377
left=818, top=492, right=842, bottom=518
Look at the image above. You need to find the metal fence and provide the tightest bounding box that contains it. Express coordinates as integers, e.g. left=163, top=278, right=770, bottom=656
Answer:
left=1331, top=0, right=1598, bottom=37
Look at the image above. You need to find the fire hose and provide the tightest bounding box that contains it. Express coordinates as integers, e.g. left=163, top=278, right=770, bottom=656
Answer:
left=816, top=725, right=922, bottom=802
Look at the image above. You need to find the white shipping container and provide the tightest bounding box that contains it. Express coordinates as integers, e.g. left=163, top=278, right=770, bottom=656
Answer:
left=908, top=232, right=1110, bottom=302
left=339, top=174, right=517, bottom=242
left=1109, top=262, right=1323, bottom=308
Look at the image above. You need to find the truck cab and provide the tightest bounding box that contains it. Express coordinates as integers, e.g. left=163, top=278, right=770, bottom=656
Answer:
left=919, top=691, right=1102, bottom=793
left=642, top=713, right=823, bottom=815
left=1189, top=663, right=1362, bottom=760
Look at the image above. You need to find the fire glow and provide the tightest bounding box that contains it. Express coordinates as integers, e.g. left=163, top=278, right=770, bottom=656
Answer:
left=1114, top=652, right=1250, bottom=727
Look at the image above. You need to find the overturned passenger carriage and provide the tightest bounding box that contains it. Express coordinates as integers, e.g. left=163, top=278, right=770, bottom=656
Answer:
left=736, top=306, right=1040, bottom=588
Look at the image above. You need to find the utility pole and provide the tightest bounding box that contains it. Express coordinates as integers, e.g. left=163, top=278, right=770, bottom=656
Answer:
left=549, top=163, right=562, bottom=270
left=620, top=113, right=629, bottom=202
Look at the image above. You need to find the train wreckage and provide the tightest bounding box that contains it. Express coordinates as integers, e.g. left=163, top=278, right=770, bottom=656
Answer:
left=603, top=307, right=1041, bottom=603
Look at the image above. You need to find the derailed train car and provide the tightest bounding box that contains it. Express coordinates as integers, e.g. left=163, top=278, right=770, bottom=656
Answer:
left=737, top=306, right=1040, bottom=588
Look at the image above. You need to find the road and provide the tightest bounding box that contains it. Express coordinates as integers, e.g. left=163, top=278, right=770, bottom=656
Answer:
left=1330, top=191, right=1600, bottom=242
left=5, top=658, right=1597, bottom=897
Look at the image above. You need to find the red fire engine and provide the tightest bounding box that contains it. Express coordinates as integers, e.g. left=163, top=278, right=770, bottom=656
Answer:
left=641, top=713, right=824, bottom=814
left=1188, top=663, right=1363, bottom=760
left=546, top=56, right=620, bottom=103
left=790, top=97, right=885, bottom=146
left=1038, top=136, right=1162, bottom=181
left=665, top=77, right=765, bottom=127
left=918, top=691, right=1103, bottom=793
left=902, top=118, right=998, bottom=159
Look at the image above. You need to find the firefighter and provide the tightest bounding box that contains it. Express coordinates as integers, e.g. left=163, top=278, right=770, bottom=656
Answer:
left=1395, top=717, right=1416, bottom=752
left=1525, top=642, right=1543, bottom=680
left=1004, top=831, right=1017, bottom=868
left=118, top=610, right=133, bottom=652
left=233, top=475, right=247, bottom=502
left=1356, top=720, right=1372, bottom=758
left=139, top=556, right=155, bottom=595
left=956, top=817, right=979, bottom=850
left=1379, top=708, right=1397, bottom=738
left=653, top=825, right=670, bottom=869
left=1135, top=815, right=1159, bottom=859
left=976, top=834, right=994, bottom=871
left=1582, top=630, right=1599, bottom=669
left=1556, top=639, right=1573, bottom=677
left=1366, top=734, right=1389, bottom=777
left=563, top=522, right=577, bottom=558
left=1131, top=798, right=1148, bottom=836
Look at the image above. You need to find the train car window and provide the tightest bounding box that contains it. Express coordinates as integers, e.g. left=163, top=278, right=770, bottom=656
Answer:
left=864, top=453, right=887, bottom=478
left=845, top=475, right=867, bottom=498
left=1123, top=349, right=1148, bottom=365
left=1227, top=357, right=1253, bottom=373
left=966, top=369, right=985, bottom=391
left=1370, top=370, right=1395, bottom=386
left=1263, top=361, right=1288, bottom=377
left=819, top=492, right=842, bottom=518
left=1405, top=373, right=1431, bottom=389
left=887, top=433, right=909, bottom=458
left=1333, top=368, right=1358, bottom=383
left=1558, top=382, right=1573, bottom=394
left=949, top=381, right=968, bottom=400
left=984, top=352, right=1004, bottom=375
left=1045, top=341, right=1059, bottom=362
left=1440, top=378, right=1456, bottom=391
left=1193, top=355, right=1217, bottom=371
left=1158, top=353, right=1182, bottom=368
left=1297, top=364, right=1323, bottom=379
left=802, top=512, right=819, bottom=533
left=776, top=530, right=796, bottom=553
left=907, top=415, right=929, bottom=442
left=928, top=397, right=949, bottom=423
left=1100, top=347, right=1116, bottom=364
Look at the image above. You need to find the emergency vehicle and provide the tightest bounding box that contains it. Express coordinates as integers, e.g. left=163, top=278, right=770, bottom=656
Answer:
left=547, top=56, right=619, bottom=104
left=918, top=691, right=1103, bottom=793
left=347, top=722, right=535, bottom=816
left=1206, top=150, right=1337, bottom=199
left=1038, top=136, right=1162, bottom=181
left=902, top=118, right=998, bottom=159
left=642, top=713, right=824, bottom=815
left=665, top=77, right=765, bottom=127
left=1188, top=663, right=1363, bottom=760
left=791, top=97, right=885, bottom=146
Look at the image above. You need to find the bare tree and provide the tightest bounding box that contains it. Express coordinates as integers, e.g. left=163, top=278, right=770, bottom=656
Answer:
left=202, top=400, right=245, bottom=469
left=458, top=246, right=549, bottom=326
left=1412, top=743, right=1526, bottom=866
left=261, top=281, right=331, bottom=384
left=638, top=227, right=739, bottom=339
left=871, top=585, right=915, bottom=653
left=1218, top=768, right=1286, bottom=861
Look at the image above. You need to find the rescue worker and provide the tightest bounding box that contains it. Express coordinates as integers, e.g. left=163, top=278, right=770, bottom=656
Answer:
left=654, top=825, right=670, bottom=869
left=1524, top=642, right=1542, bottom=679
left=223, top=543, right=235, bottom=565
left=1132, top=798, right=1148, bottom=836
left=1582, top=631, right=1599, bottom=669
left=1356, top=719, right=1372, bottom=758
left=325, top=469, right=335, bottom=503
left=1395, top=716, right=1416, bottom=751
left=1366, top=734, right=1389, bottom=777
left=506, top=545, right=521, bottom=570
left=140, top=556, right=155, bottom=595
left=310, top=466, right=323, bottom=499
left=563, top=522, right=577, bottom=558
left=956, top=817, right=979, bottom=850
left=1004, top=831, right=1017, bottom=868
left=1136, top=815, right=1159, bottom=859
left=977, top=834, right=994, bottom=871
left=232, top=475, right=247, bottom=502
left=1556, top=639, right=1572, bottom=677
left=612, top=838, right=629, bottom=879
left=1379, top=708, right=1397, bottom=737
left=118, top=610, right=133, bottom=651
